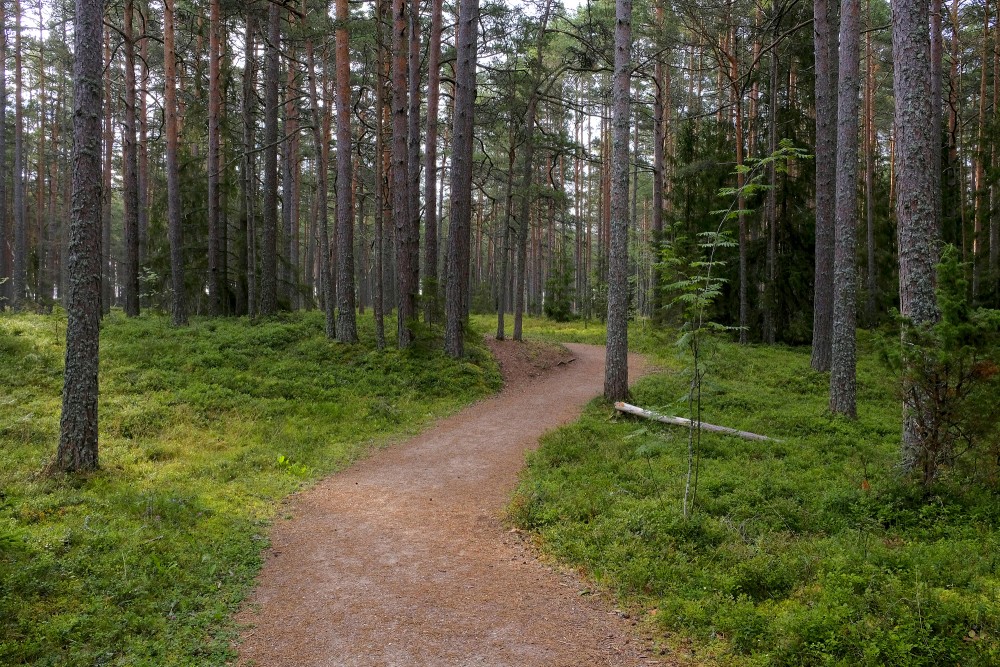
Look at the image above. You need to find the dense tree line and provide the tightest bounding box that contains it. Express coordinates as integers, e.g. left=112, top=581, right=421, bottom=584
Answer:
left=0, top=0, right=993, bottom=475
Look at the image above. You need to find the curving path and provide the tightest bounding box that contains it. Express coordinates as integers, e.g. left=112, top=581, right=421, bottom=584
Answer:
left=236, top=342, right=667, bottom=667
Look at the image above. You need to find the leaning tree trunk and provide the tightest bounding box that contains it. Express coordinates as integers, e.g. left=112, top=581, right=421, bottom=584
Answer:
left=443, top=0, right=481, bottom=358
left=811, top=0, right=839, bottom=371
left=604, top=0, right=633, bottom=401
left=830, top=0, right=862, bottom=417
left=164, top=0, right=186, bottom=325
left=260, top=2, right=281, bottom=316
left=335, top=0, right=358, bottom=342
left=57, top=0, right=103, bottom=472
left=892, top=0, right=941, bottom=471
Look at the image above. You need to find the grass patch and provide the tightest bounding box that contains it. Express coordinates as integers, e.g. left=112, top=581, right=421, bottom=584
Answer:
left=0, top=310, right=500, bottom=666
left=507, top=317, right=1000, bottom=666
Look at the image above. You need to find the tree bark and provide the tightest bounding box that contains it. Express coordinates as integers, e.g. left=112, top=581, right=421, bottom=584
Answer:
left=392, top=0, right=413, bottom=346
left=12, top=0, right=26, bottom=310
left=206, top=0, right=222, bottom=314
left=0, top=0, right=8, bottom=311
left=443, top=0, right=481, bottom=358
left=335, top=0, right=358, bottom=342
left=830, top=0, right=862, bottom=417
left=164, top=0, right=186, bottom=325
left=811, top=0, right=839, bottom=371
left=424, top=0, right=443, bottom=324
left=260, top=2, right=281, bottom=316
left=407, top=0, right=422, bottom=324
left=122, top=0, right=141, bottom=317
left=893, top=0, right=941, bottom=468
left=57, top=0, right=103, bottom=472
left=604, top=0, right=632, bottom=401
left=239, top=10, right=257, bottom=317
left=101, top=25, right=112, bottom=315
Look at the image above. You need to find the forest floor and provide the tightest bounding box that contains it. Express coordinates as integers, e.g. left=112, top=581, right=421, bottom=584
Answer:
left=235, top=340, right=671, bottom=667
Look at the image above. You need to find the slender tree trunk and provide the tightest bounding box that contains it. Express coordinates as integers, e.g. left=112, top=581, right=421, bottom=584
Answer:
left=165, top=0, right=186, bottom=325
left=651, top=0, right=666, bottom=325
left=101, top=26, right=112, bottom=315
left=974, top=0, right=990, bottom=298
left=513, top=3, right=553, bottom=341
left=604, top=0, right=632, bottom=401
left=122, top=0, right=140, bottom=316
left=392, top=0, right=413, bottom=346
left=335, top=0, right=358, bottom=342
left=865, top=0, right=877, bottom=324
left=993, top=15, right=1000, bottom=302
left=764, top=23, right=779, bottom=344
left=12, top=0, right=26, bottom=310
left=811, top=0, right=839, bottom=370
left=57, top=0, right=103, bottom=472
left=260, top=2, right=281, bottom=315
left=423, top=0, right=443, bottom=323
left=0, top=0, right=8, bottom=311
left=242, top=11, right=257, bottom=317
left=373, top=0, right=389, bottom=349
left=830, top=0, right=862, bottom=417
left=443, top=0, right=480, bottom=358
left=893, top=0, right=941, bottom=469
left=407, top=0, right=421, bottom=321
left=138, top=5, right=149, bottom=269
left=206, top=0, right=222, bottom=314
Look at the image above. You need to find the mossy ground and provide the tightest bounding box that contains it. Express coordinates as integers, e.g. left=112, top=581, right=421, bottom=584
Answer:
left=496, top=315, right=1000, bottom=666
left=1, top=310, right=500, bottom=666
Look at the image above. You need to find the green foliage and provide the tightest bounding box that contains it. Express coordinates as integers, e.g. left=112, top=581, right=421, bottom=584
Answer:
left=508, top=317, right=1000, bottom=666
left=0, top=310, right=500, bottom=666
left=544, top=253, right=575, bottom=322
left=880, top=245, right=1000, bottom=486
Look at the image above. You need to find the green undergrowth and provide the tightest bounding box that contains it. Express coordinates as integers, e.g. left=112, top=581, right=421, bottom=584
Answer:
left=508, top=318, right=1000, bottom=666
left=0, top=310, right=500, bottom=666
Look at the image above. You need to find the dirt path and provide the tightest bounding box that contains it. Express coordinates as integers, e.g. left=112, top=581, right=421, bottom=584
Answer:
left=236, top=342, right=667, bottom=667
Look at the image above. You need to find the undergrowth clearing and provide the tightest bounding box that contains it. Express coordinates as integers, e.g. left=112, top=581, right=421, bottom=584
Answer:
left=0, top=310, right=500, bottom=666
left=504, top=316, right=1000, bottom=666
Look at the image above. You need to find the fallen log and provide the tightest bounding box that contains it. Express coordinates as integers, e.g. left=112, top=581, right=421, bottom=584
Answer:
left=614, top=402, right=779, bottom=442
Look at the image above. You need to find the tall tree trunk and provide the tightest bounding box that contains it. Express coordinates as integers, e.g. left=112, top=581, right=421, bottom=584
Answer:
left=974, top=0, right=990, bottom=299
left=864, top=0, right=877, bottom=324
left=260, top=2, right=281, bottom=315
left=811, top=0, right=839, bottom=370
left=513, top=3, right=553, bottom=341
left=306, top=30, right=336, bottom=338
left=12, top=0, right=26, bottom=310
left=604, top=0, right=632, bottom=401
left=122, top=0, right=140, bottom=316
left=206, top=0, right=222, bottom=314
left=164, top=0, right=187, bottom=325
left=241, top=11, right=257, bottom=317
left=373, top=0, right=389, bottom=349
left=138, top=5, right=149, bottom=269
left=0, top=0, right=8, bottom=311
left=101, top=25, right=112, bottom=315
left=651, top=0, right=666, bottom=325
left=335, top=0, right=358, bottom=342
left=407, top=0, right=421, bottom=322
left=282, top=49, right=299, bottom=309
left=764, top=21, right=779, bottom=344
left=443, top=0, right=481, bottom=358
left=392, top=0, right=413, bottom=346
left=893, top=0, right=941, bottom=469
left=993, top=15, right=1000, bottom=302
left=57, top=0, right=103, bottom=472
left=830, top=0, right=862, bottom=417
left=424, top=0, right=443, bottom=323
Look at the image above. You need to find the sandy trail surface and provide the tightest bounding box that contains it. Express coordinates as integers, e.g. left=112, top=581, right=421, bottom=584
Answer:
left=236, top=341, right=668, bottom=667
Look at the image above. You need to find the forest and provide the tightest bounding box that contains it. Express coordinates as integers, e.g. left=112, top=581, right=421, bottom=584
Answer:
left=2, top=0, right=1000, bottom=661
